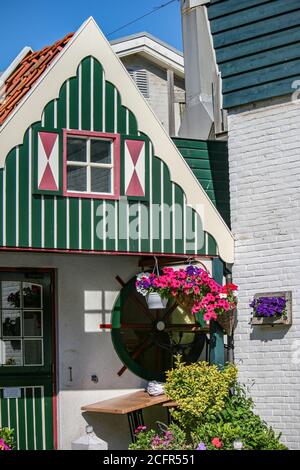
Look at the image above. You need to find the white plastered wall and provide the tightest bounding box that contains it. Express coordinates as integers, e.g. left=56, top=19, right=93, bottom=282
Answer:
left=0, top=251, right=213, bottom=449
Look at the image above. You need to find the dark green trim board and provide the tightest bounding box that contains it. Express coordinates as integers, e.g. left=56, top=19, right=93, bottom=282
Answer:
left=173, top=138, right=230, bottom=227
left=208, top=0, right=300, bottom=108
left=210, top=258, right=225, bottom=368
left=0, top=55, right=219, bottom=258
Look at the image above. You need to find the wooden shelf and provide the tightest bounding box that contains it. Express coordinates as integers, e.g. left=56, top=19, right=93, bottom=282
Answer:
left=81, top=390, right=169, bottom=415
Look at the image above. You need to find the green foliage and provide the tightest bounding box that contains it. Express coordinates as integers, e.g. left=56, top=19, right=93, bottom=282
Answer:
left=192, top=384, right=287, bottom=450
left=129, top=423, right=192, bottom=451
left=129, top=429, right=156, bottom=451
left=0, top=427, right=14, bottom=450
left=129, top=358, right=287, bottom=451
left=164, top=355, right=237, bottom=429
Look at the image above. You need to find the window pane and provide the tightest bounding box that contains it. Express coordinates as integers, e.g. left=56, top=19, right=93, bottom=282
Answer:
left=1, top=340, right=22, bottom=366
left=2, top=310, right=21, bottom=337
left=23, top=283, right=42, bottom=308
left=24, top=311, right=42, bottom=337
left=24, top=340, right=43, bottom=365
left=2, top=281, right=21, bottom=308
left=67, top=137, right=86, bottom=162
left=91, top=167, right=112, bottom=193
left=67, top=166, right=87, bottom=192
left=91, top=140, right=111, bottom=164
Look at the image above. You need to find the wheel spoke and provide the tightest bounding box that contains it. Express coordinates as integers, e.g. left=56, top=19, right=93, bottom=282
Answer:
left=163, top=301, right=178, bottom=321
left=121, top=323, right=152, bottom=330
left=117, top=337, right=153, bottom=376
left=116, top=275, right=155, bottom=321
left=165, top=324, right=200, bottom=332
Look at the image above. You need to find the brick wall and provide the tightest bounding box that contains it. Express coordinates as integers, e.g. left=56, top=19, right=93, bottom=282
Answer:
left=228, top=96, right=300, bottom=450
left=121, top=55, right=185, bottom=134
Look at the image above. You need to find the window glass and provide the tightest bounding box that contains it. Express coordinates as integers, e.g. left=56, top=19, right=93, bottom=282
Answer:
left=66, top=136, right=114, bottom=195
left=2, top=281, right=21, bottom=308
left=24, top=340, right=43, bottom=365
left=23, top=283, right=42, bottom=309
left=2, top=310, right=21, bottom=337
left=67, top=166, right=87, bottom=192
left=0, top=281, right=44, bottom=367
left=91, top=140, right=111, bottom=164
left=67, top=138, right=86, bottom=162
left=24, top=311, right=42, bottom=337
left=91, top=167, right=111, bottom=193
left=1, top=340, right=22, bottom=366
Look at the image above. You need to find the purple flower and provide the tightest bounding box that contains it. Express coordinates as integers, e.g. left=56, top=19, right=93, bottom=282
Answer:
left=250, top=296, right=286, bottom=318
left=196, top=442, right=207, bottom=450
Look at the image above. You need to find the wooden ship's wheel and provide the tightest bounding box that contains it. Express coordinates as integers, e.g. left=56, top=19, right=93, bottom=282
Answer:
left=111, top=277, right=209, bottom=381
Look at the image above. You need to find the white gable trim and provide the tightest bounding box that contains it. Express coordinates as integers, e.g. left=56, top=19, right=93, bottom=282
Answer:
left=111, top=34, right=184, bottom=77
left=0, top=17, right=234, bottom=263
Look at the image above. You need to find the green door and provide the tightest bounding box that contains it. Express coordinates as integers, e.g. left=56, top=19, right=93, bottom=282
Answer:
left=0, top=271, right=55, bottom=450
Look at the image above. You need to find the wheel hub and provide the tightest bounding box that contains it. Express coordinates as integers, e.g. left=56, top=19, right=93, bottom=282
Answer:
left=156, top=320, right=166, bottom=331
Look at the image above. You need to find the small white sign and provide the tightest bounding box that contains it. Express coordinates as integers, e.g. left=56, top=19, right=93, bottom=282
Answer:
left=3, top=387, right=22, bottom=399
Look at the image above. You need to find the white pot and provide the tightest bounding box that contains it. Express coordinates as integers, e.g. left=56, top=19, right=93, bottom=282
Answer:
left=146, top=292, right=168, bottom=309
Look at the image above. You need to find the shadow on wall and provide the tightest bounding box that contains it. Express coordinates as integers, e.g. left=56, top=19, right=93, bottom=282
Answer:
left=250, top=325, right=292, bottom=342
left=82, top=404, right=169, bottom=450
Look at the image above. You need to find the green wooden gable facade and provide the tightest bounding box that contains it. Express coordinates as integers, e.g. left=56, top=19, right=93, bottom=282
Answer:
left=0, top=56, right=218, bottom=257
left=208, top=0, right=300, bottom=108
left=173, top=138, right=230, bottom=228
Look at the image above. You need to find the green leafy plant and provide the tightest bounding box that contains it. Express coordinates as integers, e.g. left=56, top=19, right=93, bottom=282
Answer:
left=129, top=423, right=192, bottom=451
left=192, top=384, right=287, bottom=450
left=0, top=427, right=14, bottom=450
left=129, top=358, right=287, bottom=451
left=164, top=355, right=237, bottom=429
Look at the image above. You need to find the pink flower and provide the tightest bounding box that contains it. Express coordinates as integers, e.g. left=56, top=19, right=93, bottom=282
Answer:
left=203, top=313, right=211, bottom=321
left=0, top=438, right=11, bottom=451
left=134, top=425, right=147, bottom=434
left=178, top=270, right=187, bottom=280
left=212, top=437, right=223, bottom=449
left=193, top=286, right=200, bottom=295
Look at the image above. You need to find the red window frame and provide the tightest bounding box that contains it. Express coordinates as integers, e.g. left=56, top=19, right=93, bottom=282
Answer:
left=63, top=129, right=120, bottom=200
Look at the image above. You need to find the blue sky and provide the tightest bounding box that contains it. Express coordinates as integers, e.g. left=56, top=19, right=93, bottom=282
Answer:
left=0, top=0, right=182, bottom=70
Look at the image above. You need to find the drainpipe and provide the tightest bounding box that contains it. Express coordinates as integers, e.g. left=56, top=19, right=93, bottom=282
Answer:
left=225, top=265, right=234, bottom=363
left=179, top=0, right=217, bottom=139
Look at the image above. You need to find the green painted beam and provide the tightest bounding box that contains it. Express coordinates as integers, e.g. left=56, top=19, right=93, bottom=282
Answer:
left=209, top=258, right=225, bottom=368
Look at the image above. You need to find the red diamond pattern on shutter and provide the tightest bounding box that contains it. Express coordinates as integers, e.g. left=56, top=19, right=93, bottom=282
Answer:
left=38, top=131, right=59, bottom=191
left=124, top=140, right=145, bottom=197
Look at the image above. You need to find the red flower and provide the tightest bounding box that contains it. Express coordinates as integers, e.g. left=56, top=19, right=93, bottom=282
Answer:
left=226, top=283, right=238, bottom=291
left=211, top=437, right=223, bottom=449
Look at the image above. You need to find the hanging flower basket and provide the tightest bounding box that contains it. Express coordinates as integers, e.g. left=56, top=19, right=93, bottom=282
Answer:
left=136, top=265, right=238, bottom=330
left=216, top=309, right=236, bottom=336
left=146, top=292, right=168, bottom=309
left=175, top=292, right=195, bottom=313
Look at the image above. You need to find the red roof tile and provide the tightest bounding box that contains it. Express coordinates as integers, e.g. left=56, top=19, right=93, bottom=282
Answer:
left=0, top=32, right=74, bottom=126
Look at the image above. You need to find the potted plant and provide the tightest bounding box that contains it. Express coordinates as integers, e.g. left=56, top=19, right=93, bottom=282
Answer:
left=136, top=266, right=238, bottom=332
left=250, top=291, right=292, bottom=326
left=136, top=272, right=168, bottom=309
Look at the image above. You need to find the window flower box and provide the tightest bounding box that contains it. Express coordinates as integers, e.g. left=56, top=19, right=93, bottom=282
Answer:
left=250, top=291, right=292, bottom=326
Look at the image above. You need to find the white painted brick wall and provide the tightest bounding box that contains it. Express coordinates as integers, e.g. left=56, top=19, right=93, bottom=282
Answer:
left=228, top=98, right=300, bottom=450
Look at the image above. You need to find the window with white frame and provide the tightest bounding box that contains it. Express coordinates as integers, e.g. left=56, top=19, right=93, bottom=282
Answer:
left=66, top=136, right=114, bottom=195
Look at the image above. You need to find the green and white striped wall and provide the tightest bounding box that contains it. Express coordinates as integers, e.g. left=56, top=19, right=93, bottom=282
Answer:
left=0, top=56, right=218, bottom=257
